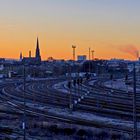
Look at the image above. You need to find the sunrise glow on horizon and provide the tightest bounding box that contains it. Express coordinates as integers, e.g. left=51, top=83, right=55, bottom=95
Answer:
left=0, top=0, right=140, bottom=60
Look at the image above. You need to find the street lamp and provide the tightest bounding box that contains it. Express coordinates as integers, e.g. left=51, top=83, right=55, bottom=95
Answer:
left=23, top=63, right=26, bottom=140
left=67, top=63, right=73, bottom=112
left=88, top=48, right=91, bottom=75
left=72, top=45, right=77, bottom=95
left=133, top=63, right=137, bottom=140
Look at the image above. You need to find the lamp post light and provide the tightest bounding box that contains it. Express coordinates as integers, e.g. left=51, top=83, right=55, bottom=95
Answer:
left=88, top=48, right=91, bottom=76
left=23, top=63, right=26, bottom=140
left=133, top=63, right=137, bottom=140
left=68, top=63, right=73, bottom=112
left=72, top=45, right=77, bottom=95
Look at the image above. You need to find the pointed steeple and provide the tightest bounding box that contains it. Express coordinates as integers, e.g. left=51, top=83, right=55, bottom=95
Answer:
left=35, top=37, right=41, bottom=61
left=36, top=37, right=39, bottom=49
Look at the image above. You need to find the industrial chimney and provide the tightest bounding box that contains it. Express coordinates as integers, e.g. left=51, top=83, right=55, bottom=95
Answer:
left=29, top=50, right=31, bottom=58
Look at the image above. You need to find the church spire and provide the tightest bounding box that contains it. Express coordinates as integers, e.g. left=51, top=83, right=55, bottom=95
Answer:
left=35, top=37, right=41, bottom=61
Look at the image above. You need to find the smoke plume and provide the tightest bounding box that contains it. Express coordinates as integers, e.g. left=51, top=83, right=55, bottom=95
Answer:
left=119, top=45, right=139, bottom=59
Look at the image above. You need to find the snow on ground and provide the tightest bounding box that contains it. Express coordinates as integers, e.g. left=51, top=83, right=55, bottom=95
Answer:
left=47, top=107, right=132, bottom=128
left=88, top=80, right=97, bottom=86
left=53, top=80, right=90, bottom=95
left=88, top=78, right=140, bottom=92
left=52, top=81, right=81, bottom=95
left=52, top=81, right=69, bottom=94
left=26, top=102, right=140, bottom=130
left=104, top=79, right=140, bottom=92
left=25, top=79, right=140, bottom=131
left=29, top=77, right=58, bottom=81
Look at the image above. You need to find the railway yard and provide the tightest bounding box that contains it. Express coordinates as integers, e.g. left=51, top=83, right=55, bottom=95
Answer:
left=0, top=75, right=139, bottom=139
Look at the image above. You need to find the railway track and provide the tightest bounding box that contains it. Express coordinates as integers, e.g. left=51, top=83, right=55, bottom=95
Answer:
left=1, top=79, right=140, bottom=120
left=0, top=78, right=140, bottom=138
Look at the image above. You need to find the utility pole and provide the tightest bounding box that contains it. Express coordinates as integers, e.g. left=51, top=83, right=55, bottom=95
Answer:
left=68, top=63, right=73, bottom=112
left=88, top=48, right=91, bottom=74
left=72, top=45, right=76, bottom=92
left=89, top=48, right=91, bottom=60
left=23, top=64, right=26, bottom=140
left=91, top=50, right=95, bottom=60
left=133, top=63, right=137, bottom=140
left=72, top=45, right=76, bottom=61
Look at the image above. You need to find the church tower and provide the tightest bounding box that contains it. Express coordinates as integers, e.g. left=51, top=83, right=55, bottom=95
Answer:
left=35, top=37, right=41, bottom=62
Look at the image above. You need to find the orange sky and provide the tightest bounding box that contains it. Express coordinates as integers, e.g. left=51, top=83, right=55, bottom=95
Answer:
left=0, top=0, right=140, bottom=60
